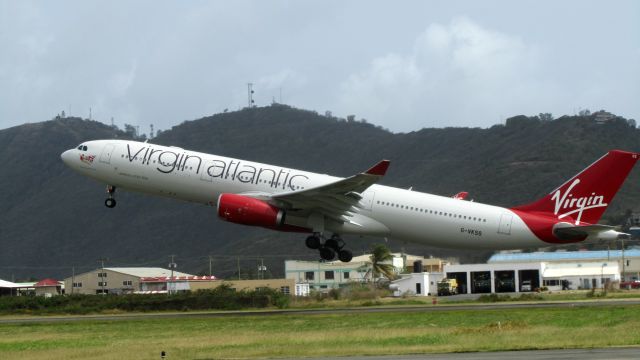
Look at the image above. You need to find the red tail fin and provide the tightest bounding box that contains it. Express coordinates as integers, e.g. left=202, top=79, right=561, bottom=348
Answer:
left=513, top=150, right=639, bottom=224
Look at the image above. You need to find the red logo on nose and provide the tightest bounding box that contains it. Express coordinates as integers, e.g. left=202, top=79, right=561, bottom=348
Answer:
left=80, top=154, right=95, bottom=164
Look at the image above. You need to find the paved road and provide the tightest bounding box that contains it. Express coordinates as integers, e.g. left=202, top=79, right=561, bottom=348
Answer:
left=310, top=347, right=640, bottom=360
left=1, top=298, right=639, bottom=324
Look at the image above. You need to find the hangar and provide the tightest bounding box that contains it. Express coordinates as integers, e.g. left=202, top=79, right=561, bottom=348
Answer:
left=443, top=260, right=621, bottom=294
left=444, top=262, right=543, bottom=294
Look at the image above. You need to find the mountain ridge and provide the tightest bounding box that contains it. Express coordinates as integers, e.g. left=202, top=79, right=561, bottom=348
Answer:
left=1, top=105, right=638, bottom=280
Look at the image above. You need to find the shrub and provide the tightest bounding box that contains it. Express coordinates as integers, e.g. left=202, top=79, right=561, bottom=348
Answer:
left=0, top=285, right=291, bottom=315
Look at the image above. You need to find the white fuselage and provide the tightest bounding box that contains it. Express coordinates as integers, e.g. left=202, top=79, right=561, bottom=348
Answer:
left=62, top=140, right=544, bottom=250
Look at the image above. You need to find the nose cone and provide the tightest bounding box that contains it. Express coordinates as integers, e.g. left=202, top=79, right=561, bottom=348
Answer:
left=61, top=149, right=73, bottom=166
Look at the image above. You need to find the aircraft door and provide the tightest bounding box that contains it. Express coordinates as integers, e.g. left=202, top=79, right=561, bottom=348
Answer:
left=99, top=144, right=115, bottom=164
left=498, top=213, right=513, bottom=235
left=359, top=190, right=375, bottom=211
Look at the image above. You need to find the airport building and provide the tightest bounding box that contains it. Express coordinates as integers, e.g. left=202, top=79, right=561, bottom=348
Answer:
left=386, top=249, right=638, bottom=297
left=0, top=279, right=21, bottom=296
left=390, top=271, right=445, bottom=296
left=488, top=249, right=640, bottom=282
left=285, top=253, right=445, bottom=292
left=443, top=261, right=620, bottom=293
left=64, top=267, right=298, bottom=296
left=64, top=267, right=195, bottom=295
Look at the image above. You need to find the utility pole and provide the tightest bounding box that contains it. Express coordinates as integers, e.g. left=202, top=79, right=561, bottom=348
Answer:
left=168, top=255, right=177, bottom=295
left=71, top=266, right=75, bottom=295
left=237, top=257, right=241, bottom=280
left=622, top=238, right=626, bottom=282
left=258, top=258, right=266, bottom=280
left=208, top=255, right=213, bottom=277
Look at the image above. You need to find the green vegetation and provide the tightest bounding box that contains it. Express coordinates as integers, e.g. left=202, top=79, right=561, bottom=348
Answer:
left=0, top=286, right=289, bottom=315
left=1, top=304, right=639, bottom=359
left=368, top=243, right=397, bottom=281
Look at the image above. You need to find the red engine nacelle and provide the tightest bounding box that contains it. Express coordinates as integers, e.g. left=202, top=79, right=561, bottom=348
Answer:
left=217, top=193, right=285, bottom=228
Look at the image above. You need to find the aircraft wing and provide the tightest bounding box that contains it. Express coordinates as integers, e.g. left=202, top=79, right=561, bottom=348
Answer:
left=267, top=160, right=390, bottom=224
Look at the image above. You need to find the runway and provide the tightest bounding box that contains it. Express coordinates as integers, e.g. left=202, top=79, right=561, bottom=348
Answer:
left=311, top=347, right=640, bottom=360
left=1, top=298, right=639, bottom=324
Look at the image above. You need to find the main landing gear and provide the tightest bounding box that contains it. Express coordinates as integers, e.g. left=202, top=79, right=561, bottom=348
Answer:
left=104, top=185, right=117, bottom=208
left=305, top=233, right=353, bottom=262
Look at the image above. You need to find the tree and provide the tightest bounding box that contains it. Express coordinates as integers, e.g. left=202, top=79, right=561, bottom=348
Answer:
left=124, top=124, right=137, bottom=138
left=369, top=244, right=396, bottom=282
left=538, top=113, right=553, bottom=122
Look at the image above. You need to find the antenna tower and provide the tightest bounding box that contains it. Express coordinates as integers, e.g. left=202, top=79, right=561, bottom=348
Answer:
left=247, top=83, right=255, bottom=107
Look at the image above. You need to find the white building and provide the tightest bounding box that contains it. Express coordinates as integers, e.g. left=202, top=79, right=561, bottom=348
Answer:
left=285, top=260, right=368, bottom=292
left=541, top=261, right=619, bottom=291
left=443, top=260, right=620, bottom=294
left=390, top=272, right=445, bottom=296
left=285, top=253, right=445, bottom=292
left=489, top=249, right=640, bottom=282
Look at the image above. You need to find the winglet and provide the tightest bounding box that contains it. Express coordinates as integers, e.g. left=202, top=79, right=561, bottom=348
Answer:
left=365, top=160, right=390, bottom=176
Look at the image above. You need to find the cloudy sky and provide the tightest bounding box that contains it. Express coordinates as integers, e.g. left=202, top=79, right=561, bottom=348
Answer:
left=1, top=1, right=638, bottom=133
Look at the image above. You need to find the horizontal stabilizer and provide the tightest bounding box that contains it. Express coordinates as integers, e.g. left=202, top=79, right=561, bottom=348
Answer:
left=553, top=223, right=626, bottom=242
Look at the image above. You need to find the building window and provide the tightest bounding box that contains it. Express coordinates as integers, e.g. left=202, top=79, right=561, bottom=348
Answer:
left=73, top=282, right=83, bottom=288
left=280, top=286, right=290, bottom=295
left=325, top=271, right=334, bottom=280
left=305, top=271, right=314, bottom=281
left=98, top=281, right=107, bottom=287
left=122, top=280, right=132, bottom=286
left=343, top=272, right=350, bottom=279
left=98, top=272, right=107, bottom=278
left=543, top=279, right=560, bottom=286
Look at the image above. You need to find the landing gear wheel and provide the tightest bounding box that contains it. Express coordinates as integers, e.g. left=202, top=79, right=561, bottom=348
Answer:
left=305, top=235, right=321, bottom=250
left=338, top=249, right=353, bottom=263
left=319, top=246, right=336, bottom=261
left=105, top=198, right=116, bottom=208
left=105, top=185, right=117, bottom=208
left=324, top=238, right=340, bottom=251
left=325, top=235, right=345, bottom=251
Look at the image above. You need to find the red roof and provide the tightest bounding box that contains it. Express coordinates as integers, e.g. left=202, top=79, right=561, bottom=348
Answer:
left=35, top=278, right=59, bottom=287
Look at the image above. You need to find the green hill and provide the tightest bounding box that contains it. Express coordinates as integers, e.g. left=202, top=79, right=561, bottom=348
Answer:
left=0, top=105, right=638, bottom=280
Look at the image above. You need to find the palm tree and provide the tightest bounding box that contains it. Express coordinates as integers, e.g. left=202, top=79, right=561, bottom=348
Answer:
left=369, top=244, right=396, bottom=282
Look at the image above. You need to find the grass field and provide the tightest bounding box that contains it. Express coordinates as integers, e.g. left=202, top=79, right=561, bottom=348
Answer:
left=1, top=304, right=639, bottom=359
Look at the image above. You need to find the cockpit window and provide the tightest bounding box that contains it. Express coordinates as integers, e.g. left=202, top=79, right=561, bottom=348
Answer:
left=77, top=145, right=88, bottom=151
left=77, top=145, right=83, bottom=150
left=83, top=146, right=88, bottom=151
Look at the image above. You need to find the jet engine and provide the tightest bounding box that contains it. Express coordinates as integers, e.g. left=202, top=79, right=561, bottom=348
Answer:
left=217, top=193, right=285, bottom=228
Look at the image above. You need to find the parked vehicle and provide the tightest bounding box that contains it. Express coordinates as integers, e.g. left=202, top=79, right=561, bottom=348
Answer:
left=620, top=280, right=640, bottom=290
left=521, top=280, right=532, bottom=292
left=437, top=278, right=458, bottom=296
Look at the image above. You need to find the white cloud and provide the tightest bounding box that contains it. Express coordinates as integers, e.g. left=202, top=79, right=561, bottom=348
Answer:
left=337, top=17, right=544, bottom=131
left=108, top=60, right=138, bottom=98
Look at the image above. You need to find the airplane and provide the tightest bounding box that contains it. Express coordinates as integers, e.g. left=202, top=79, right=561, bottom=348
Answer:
left=61, top=140, right=639, bottom=262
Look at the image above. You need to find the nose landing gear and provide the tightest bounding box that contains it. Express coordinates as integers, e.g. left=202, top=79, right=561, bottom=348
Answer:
left=104, top=185, right=117, bottom=208
left=305, top=233, right=353, bottom=262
